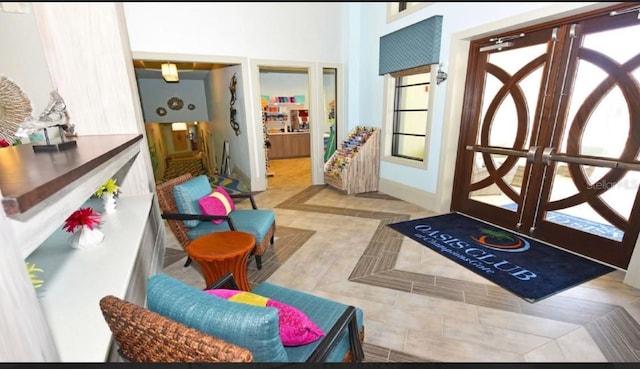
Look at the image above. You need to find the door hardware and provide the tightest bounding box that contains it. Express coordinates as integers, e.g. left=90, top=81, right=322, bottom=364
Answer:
left=527, top=146, right=540, bottom=163
left=542, top=147, right=556, bottom=165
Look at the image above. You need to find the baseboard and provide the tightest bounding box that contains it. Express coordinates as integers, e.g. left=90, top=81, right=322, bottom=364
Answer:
left=378, top=178, right=440, bottom=213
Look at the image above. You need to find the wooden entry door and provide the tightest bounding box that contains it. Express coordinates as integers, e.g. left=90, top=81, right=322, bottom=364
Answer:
left=172, top=129, right=188, bottom=151
left=451, top=5, right=640, bottom=269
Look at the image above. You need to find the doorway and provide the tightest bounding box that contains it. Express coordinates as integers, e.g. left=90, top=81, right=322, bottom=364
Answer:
left=260, top=67, right=311, bottom=187
left=451, top=4, right=640, bottom=270
left=255, top=61, right=342, bottom=188
left=161, top=121, right=207, bottom=182
left=171, top=125, right=188, bottom=151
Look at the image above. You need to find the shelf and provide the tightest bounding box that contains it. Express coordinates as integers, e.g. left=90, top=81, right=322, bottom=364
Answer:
left=26, top=193, right=154, bottom=362
left=324, top=127, right=380, bottom=194
left=268, top=102, right=305, bottom=107
left=268, top=130, right=310, bottom=135
left=0, top=134, right=142, bottom=216
left=0, top=134, right=143, bottom=258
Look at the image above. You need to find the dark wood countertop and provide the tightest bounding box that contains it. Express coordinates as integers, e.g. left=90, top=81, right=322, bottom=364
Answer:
left=0, top=134, right=142, bottom=216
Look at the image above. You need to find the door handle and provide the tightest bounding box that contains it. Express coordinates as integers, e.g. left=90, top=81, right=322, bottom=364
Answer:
left=465, top=145, right=528, bottom=157
left=542, top=146, right=640, bottom=171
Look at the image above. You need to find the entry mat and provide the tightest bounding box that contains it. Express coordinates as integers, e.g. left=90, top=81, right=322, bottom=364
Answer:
left=388, top=212, right=615, bottom=303
left=502, top=203, right=623, bottom=242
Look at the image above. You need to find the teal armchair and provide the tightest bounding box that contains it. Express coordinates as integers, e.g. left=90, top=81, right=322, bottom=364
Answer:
left=100, top=273, right=365, bottom=363
left=156, top=173, right=275, bottom=270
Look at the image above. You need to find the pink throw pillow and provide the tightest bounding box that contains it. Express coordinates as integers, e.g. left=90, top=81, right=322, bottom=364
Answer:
left=198, top=187, right=236, bottom=224
left=204, top=289, right=325, bottom=346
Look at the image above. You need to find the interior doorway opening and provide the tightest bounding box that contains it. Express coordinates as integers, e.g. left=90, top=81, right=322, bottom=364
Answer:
left=259, top=67, right=311, bottom=187
left=132, top=56, right=242, bottom=186
left=256, top=64, right=341, bottom=188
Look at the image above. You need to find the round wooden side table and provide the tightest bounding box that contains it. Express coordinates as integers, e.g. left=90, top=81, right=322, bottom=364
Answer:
left=186, top=231, right=256, bottom=291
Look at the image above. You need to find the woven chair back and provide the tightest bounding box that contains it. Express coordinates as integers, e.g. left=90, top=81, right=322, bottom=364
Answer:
left=99, top=295, right=253, bottom=362
left=156, top=173, right=194, bottom=251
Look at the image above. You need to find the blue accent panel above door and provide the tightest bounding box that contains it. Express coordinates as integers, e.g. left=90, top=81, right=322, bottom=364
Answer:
left=379, top=15, right=443, bottom=75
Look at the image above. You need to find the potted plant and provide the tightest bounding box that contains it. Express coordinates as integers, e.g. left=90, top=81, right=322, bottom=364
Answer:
left=63, top=207, right=104, bottom=249
left=95, top=178, right=120, bottom=214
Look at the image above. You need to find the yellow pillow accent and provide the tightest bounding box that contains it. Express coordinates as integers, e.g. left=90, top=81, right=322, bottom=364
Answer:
left=228, top=291, right=269, bottom=307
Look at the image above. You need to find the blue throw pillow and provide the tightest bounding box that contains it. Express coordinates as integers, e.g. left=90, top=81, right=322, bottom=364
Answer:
left=173, top=174, right=212, bottom=228
left=146, top=273, right=288, bottom=362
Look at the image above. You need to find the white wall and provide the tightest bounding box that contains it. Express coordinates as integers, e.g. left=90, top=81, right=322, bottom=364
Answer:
left=123, top=3, right=344, bottom=63
left=211, top=66, right=252, bottom=180
left=0, top=4, right=53, bottom=118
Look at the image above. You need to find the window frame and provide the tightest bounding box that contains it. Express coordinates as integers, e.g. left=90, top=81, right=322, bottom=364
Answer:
left=386, top=2, right=433, bottom=23
left=382, top=67, right=436, bottom=169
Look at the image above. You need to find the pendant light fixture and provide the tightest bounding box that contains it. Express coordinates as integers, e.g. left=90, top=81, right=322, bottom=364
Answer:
left=161, top=62, right=179, bottom=82
left=171, top=122, right=187, bottom=131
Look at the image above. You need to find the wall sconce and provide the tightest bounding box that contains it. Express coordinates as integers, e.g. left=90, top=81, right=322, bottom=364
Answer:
left=436, top=63, right=447, bottom=85
left=161, top=62, right=179, bottom=82
left=171, top=122, right=187, bottom=131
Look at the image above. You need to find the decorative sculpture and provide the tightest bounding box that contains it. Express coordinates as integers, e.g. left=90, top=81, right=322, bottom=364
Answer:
left=15, top=89, right=77, bottom=152
left=229, top=73, right=241, bottom=136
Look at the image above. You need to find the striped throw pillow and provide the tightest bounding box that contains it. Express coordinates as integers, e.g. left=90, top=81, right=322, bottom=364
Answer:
left=198, top=186, right=236, bottom=224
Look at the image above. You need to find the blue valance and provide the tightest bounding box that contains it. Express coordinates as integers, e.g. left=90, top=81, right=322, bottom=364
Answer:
left=379, top=15, right=443, bottom=76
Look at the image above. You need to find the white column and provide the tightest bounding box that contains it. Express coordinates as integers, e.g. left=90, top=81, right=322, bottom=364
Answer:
left=624, top=237, right=640, bottom=288
left=0, top=194, right=59, bottom=361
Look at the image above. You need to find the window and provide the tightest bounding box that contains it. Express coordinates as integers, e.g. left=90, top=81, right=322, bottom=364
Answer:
left=389, top=66, right=432, bottom=162
left=379, top=15, right=442, bottom=166
left=398, top=2, right=420, bottom=12
left=387, top=2, right=433, bottom=23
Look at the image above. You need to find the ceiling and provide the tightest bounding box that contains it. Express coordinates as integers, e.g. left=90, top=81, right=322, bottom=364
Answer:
left=132, top=60, right=231, bottom=80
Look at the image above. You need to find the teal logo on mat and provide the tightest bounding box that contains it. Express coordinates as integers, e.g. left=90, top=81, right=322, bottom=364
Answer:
left=470, top=227, right=531, bottom=253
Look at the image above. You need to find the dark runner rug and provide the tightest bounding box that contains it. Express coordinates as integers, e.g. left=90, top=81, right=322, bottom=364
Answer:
left=388, top=212, right=615, bottom=303
left=163, top=158, right=207, bottom=182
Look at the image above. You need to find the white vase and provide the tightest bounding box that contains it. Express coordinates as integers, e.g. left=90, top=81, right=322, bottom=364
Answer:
left=68, top=225, right=104, bottom=250
left=103, top=192, right=117, bottom=214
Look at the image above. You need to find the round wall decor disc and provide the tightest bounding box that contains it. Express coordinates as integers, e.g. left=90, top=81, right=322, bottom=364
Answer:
left=167, top=97, right=184, bottom=111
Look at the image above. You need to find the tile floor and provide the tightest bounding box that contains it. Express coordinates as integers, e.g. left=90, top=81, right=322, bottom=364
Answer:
left=162, top=158, right=640, bottom=362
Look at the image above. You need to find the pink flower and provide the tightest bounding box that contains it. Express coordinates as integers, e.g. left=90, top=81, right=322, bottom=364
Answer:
left=63, top=207, right=102, bottom=233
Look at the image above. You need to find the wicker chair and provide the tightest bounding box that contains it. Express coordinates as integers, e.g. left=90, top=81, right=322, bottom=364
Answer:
left=156, top=173, right=275, bottom=269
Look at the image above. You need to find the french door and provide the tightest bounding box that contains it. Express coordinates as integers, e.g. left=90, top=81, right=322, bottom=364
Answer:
left=451, top=4, right=640, bottom=269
